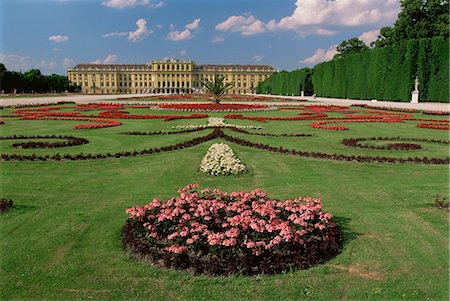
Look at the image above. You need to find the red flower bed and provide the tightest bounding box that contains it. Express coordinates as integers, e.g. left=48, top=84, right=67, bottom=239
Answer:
left=309, top=118, right=403, bottom=130
left=124, top=184, right=342, bottom=275
left=154, top=103, right=275, bottom=112
left=417, top=123, right=450, bottom=130
left=422, top=110, right=449, bottom=116
left=224, top=112, right=328, bottom=123
left=99, top=112, right=208, bottom=121
left=19, top=115, right=121, bottom=129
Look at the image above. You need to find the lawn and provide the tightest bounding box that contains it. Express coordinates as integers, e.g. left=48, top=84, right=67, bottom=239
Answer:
left=1, top=102, right=449, bottom=300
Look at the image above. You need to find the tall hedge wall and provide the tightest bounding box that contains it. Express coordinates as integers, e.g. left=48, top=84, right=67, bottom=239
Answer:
left=256, top=68, right=313, bottom=96
left=257, top=37, right=449, bottom=102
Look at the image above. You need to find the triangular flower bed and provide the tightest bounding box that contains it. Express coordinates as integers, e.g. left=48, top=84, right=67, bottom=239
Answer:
left=199, top=143, right=247, bottom=176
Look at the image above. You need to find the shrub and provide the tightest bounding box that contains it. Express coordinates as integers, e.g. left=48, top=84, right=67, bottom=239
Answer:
left=123, top=184, right=342, bottom=275
left=0, top=199, right=13, bottom=213
left=433, top=194, right=449, bottom=211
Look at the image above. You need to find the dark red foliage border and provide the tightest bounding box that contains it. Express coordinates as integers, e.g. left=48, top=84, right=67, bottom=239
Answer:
left=341, top=137, right=449, bottom=151
left=0, top=135, right=89, bottom=149
left=123, top=219, right=343, bottom=276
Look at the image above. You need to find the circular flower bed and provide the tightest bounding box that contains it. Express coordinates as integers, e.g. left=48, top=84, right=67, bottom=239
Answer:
left=152, top=103, right=277, bottom=112
left=123, top=184, right=342, bottom=276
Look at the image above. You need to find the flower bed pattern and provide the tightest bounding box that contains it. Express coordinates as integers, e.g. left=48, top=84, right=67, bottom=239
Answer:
left=0, top=135, right=89, bottom=149
left=175, top=117, right=262, bottom=130
left=153, top=103, right=277, bottom=112
left=199, top=143, right=247, bottom=176
left=123, top=184, right=342, bottom=275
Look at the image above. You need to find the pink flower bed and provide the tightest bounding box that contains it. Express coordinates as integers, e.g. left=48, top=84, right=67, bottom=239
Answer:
left=123, top=184, right=342, bottom=275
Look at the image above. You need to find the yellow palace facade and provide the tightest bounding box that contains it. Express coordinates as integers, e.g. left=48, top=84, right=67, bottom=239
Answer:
left=67, top=58, right=277, bottom=94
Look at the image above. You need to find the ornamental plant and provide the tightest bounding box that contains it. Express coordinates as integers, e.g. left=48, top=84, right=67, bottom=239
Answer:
left=201, top=75, right=234, bottom=104
left=199, top=143, right=247, bottom=176
left=123, top=184, right=342, bottom=275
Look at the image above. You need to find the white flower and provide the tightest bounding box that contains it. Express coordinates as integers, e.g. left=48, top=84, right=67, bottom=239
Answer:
left=176, top=117, right=263, bottom=130
left=199, top=143, right=247, bottom=176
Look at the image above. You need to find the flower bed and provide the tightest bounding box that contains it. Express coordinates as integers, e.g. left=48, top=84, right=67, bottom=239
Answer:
left=417, top=123, right=450, bottom=131
left=340, top=137, right=437, bottom=150
left=0, top=198, right=13, bottom=213
left=153, top=103, right=277, bottom=112
left=0, top=135, right=89, bottom=149
left=422, top=111, right=449, bottom=116
left=175, top=117, right=263, bottom=130
left=123, top=184, right=342, bottom=275
left=309, top=118, right=403, bottom=130
left=199, top=143, right=247, bottom=175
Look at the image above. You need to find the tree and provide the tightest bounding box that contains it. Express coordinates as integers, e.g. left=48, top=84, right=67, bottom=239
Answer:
left=335, top=38, right=368, bottom=58
left=201, top=75, right=233, bottom=104
left=0, top=63, right=6, bottom=92
left=373, top=0, right=449, bottom=48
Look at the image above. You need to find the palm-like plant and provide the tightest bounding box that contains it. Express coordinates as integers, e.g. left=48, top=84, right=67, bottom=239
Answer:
left=201, top=75, right=234, bottom=104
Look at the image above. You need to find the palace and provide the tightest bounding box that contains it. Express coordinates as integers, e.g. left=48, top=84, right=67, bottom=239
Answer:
left=68, top=58, right=277, bottom=94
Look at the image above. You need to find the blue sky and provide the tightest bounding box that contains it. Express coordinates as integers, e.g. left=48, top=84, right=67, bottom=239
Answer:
left=1, top=0, right=400, bottom=75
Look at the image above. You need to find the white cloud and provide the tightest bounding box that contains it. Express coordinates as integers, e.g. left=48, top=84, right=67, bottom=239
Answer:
left=53, top=48, right=60, bottom=52
left=102, top=0, right=147, bottom=9
left=102, top=32, right=128, bottom=38
left=40, top=60, right=57, bottom=70
left=0, top=53, right=56, bottom=73
left=359, top=29, right=381, bottom=45
left=185, top=18, right=200, bottom=30
left=149, top=1, right=163, bottom=8
left=167, top=18, right=200, bottom=41
left=212, top=36, right=225, bottom=43
left=128, top=18, right=151, bottom=42
left=0, top=53, right=31, bottom=70
left=268, top=0, right=399, bottom=34
left=101, top=0, right=164, bottom=9
left=216, top=15, right=266, bottom=36
left=167, top=29, right=192, bottom=41
left=103, top=18, right=151, bottom=42
left=48, top=35, right=69, bottom=43
left=253, top=55, right=263, bottom=63
left=179, top=50, right=187, bottom=56
left=91, top=54, right=118, bottom=64
left=63, top=57, right=75, bottom=69
left=300, top=45, right=338, bottom=64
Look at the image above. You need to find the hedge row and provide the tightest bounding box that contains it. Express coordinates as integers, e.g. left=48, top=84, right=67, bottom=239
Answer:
left=257, top=37, right=449, bottom=102
left=256, top=68, right=313, bottom=96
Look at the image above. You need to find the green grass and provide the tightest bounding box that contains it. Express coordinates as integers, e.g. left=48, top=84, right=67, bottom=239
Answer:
left=1, top=104, right=449, bottom=300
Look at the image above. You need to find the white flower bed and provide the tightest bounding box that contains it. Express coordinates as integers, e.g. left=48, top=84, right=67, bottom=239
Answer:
left=200, top=143, right=247, bottom=176
left=174, top=117, right=262, bottom=130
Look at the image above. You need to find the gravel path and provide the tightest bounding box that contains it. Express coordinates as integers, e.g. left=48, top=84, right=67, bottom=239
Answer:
left=1, top=93, right=449, bottom=112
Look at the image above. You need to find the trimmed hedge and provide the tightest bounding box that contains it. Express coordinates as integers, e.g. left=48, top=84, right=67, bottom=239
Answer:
left=257, top=37, right=449, bottom=102
left=256, top=68, right=313, bottom=96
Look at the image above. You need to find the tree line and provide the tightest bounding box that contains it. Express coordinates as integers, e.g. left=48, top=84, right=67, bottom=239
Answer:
left=0, top=64, right=80, bottom=94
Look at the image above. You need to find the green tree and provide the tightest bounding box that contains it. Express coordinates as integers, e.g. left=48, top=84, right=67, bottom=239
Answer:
left=201, top=75, right=233, bottom=104
left=374, top=0, right=449, bottom=47
left=335, top=38, right=368, bottom=58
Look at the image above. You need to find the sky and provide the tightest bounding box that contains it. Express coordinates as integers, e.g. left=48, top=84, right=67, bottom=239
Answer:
left=0, top=0, right=401, bottom=75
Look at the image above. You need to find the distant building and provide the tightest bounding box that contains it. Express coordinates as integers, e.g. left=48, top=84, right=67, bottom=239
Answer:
left=67, top=58, right=277, bottom=94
